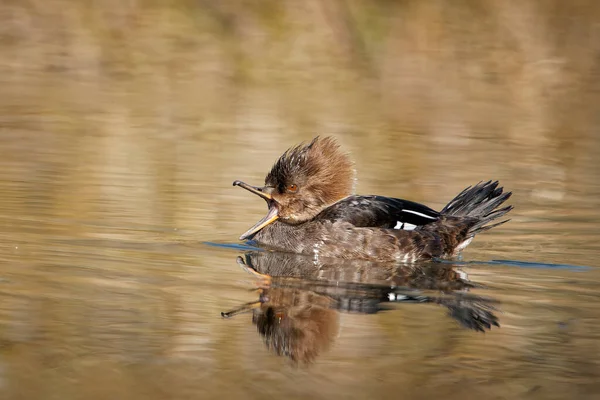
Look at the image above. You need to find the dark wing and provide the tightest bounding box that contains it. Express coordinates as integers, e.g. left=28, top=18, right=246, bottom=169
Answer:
left=317, top=195, right=440, bottom=230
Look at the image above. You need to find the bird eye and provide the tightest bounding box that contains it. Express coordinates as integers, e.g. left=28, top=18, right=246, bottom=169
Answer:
left=286, top=184, right=298, bottom=193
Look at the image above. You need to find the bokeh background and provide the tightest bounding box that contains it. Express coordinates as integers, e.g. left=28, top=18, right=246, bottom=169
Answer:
left=1, top=1, right=600, bottom=399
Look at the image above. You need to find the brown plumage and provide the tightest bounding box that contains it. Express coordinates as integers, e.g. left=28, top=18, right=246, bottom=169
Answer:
left=233, top=136, right=513, bottom=263
left=264, top=136, right=355, bottom=223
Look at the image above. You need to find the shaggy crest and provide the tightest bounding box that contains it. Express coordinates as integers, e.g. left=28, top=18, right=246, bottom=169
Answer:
left=265, top=136, right=355, bottom=205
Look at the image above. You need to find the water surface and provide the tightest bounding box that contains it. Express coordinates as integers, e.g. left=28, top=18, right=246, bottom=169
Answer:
left=1, top=1, right=600, bottom=399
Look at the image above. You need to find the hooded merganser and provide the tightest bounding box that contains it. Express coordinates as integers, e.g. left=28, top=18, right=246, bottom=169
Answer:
left=233, top=137, right=512, bottom=263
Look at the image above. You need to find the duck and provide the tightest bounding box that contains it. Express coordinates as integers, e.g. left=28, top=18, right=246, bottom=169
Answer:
left=233, top=136, right=512, bottom=263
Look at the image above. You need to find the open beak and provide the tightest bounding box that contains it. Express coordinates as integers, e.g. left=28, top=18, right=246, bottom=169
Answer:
left=238, top=203, right=279, bottom=240
left=232, top=180, right=272, bottom=201
left=233, top=180, right=279, bottom=240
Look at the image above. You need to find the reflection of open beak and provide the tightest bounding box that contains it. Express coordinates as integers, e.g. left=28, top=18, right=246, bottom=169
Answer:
left=233, top=180, right=280, bottom=240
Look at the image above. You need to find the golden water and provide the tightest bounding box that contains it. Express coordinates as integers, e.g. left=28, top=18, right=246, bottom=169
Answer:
left=1, top=1, right=600, bottom=399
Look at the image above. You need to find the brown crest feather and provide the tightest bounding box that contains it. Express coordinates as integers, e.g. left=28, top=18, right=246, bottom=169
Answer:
left=265, top=136, right=355, bottom=204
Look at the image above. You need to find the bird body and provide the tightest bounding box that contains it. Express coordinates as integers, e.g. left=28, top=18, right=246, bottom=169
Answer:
left=234, top=137, right=512, bottom=263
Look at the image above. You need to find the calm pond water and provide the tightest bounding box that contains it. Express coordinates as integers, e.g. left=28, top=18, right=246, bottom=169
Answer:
left=1, top=1, right=600, bottom=399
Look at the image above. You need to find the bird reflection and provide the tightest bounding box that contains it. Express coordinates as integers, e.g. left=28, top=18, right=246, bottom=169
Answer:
left=222, top=251, right=499, bottom=363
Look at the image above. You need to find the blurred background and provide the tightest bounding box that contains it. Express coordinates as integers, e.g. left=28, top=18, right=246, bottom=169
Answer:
left=1, top=1, right=600, bottom=399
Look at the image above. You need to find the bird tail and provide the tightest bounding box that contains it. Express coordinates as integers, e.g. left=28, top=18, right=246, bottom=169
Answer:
left=441, top=181, right=513, bottom=249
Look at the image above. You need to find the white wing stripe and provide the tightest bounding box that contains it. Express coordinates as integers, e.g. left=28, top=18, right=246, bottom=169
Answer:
left=402, top=209, right=438, bottom=219
left=394, top=221, right=416, bottom=230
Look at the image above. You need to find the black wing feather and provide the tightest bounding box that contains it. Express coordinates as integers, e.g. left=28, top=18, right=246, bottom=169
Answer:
left=317, top=195, right=440, bottom=229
